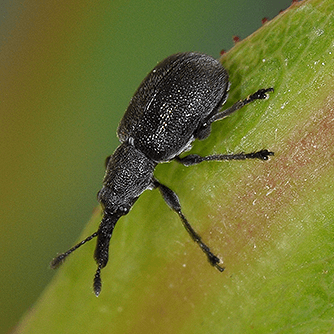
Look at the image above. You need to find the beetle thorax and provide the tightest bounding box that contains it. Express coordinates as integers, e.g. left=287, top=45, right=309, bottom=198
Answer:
left=97, top=143, right=156, bottom=212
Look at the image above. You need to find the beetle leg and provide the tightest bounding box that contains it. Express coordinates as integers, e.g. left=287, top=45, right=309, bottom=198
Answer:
left=208, top=87, right=274, bottom=124
left=153, top=179, right=224, bottom=272
left=175, top=149, right=274, bottom=166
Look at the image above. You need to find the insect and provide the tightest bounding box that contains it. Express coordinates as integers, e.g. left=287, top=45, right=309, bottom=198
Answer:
left=51, top=52, right=274, bottom=296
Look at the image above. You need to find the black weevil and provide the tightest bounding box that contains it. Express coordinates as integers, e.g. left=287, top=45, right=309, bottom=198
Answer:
left=51, top=52, right=274, bottom=296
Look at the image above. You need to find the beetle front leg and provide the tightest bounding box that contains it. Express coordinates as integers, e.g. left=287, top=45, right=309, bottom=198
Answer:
left=153, top=179, right=224, bottom=272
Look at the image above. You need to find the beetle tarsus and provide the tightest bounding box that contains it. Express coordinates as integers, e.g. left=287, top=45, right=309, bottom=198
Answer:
left=249, top=87, right=274, bottom=101
left=207, top=253, right=225, bottom=272
left=199, top=241, right=225, bottom=272
left=245, top=149, right=274, bottom=160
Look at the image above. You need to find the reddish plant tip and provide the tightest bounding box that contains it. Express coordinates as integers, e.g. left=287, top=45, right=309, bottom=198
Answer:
left=220, top=49, right=226, bottom=56
left=233, top=36, right=240, bottom=44
left=262, top=17, right=268, bottom=25
left=278, top=0, right=300, bottom=15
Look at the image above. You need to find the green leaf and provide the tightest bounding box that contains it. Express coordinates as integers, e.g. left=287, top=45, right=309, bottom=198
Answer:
left=16, top=0, right=334, bottom=332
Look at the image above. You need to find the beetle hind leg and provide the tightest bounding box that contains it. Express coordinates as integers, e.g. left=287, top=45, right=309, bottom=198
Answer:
left=194, top=87, right=274, bottom=141
left=209, top=87, right=274, bottom=124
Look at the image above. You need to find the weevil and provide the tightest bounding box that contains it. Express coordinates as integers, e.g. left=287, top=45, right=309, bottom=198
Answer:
left=51, top=52, right=274, bottom=296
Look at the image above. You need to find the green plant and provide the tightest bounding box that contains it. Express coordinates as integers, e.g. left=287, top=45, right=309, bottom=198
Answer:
left=16, top=0, right=334, bottom=332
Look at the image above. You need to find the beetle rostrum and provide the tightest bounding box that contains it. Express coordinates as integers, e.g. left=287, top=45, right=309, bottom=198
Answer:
left=51, top=52, right=274, bottom=296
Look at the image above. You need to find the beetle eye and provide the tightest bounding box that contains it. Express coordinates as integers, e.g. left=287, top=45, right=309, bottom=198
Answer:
left=119, top=205, right=129, bottom=214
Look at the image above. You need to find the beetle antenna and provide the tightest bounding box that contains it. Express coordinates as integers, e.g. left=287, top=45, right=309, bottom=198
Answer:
left=50, top=231, right=99, bottom=269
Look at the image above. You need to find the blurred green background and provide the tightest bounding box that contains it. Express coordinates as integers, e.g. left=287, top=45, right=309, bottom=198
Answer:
left=1, top=0, right=292, bottom=333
